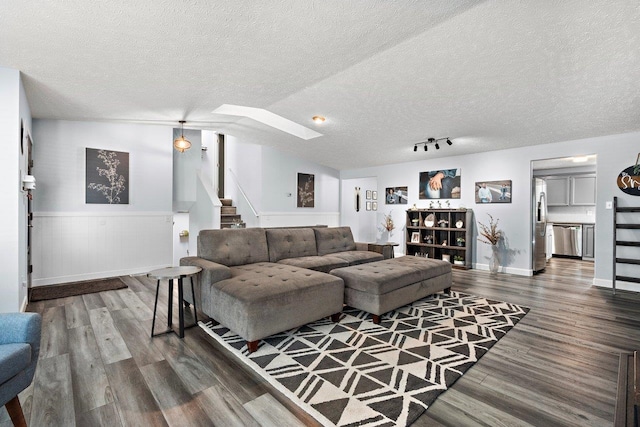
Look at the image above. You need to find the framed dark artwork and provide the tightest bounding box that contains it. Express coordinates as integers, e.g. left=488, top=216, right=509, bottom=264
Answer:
left=419, top=169, right=461, bottom=199
left=475, top=180, right=512, bottom=203
left=385, top=186, right=408, bottom=204
left=86, top=148, right=129, bottom=204
left=297, top=173, right=315, bottom=207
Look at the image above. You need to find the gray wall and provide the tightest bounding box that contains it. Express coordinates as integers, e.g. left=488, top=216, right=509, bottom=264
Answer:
left=341, top=130, right=640, bottom=289
left=0, top=67, right=32, bottom=312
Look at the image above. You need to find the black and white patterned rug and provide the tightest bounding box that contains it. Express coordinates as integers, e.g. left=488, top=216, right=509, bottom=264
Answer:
left=199, top=291, right=529, bottom=426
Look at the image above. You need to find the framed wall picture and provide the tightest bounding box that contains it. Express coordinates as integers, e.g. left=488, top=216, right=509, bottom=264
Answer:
left=475, top=180, right=512, bottom=203
left=297, top=173, right=315, bottom=207
left=366, top=201, right=372, bottom=211
left=419, top=169, right=461, bottom=199
left=366, top=190, right=372, bottom=200
left=385, top=186, right=408, bottom=204
left=411, top=232, right=420, bottom=243
left=372, top=201, right=378, bottom=211
left=372, top=190, right=377, bottom=200
left=86, top=148, right=129, bottom=204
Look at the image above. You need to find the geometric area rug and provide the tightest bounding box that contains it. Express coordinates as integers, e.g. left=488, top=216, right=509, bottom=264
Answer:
left=199, top=291, right=529, bottom=426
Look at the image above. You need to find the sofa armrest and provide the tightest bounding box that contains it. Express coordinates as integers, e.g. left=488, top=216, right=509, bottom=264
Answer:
left=355, top=242, right=371, bottom=251
left=180, top=256, right=232, bottom=285
left=0, top=313, right=42, bottom=362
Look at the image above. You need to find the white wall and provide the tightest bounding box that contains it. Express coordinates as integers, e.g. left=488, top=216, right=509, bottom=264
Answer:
left=341, top=131, right=640, bottom=289
left=224, top=136, right=341, bottom=228
left=173, top=128, right=202, bottom=208
left=340, top=177, right=378, bottom=243
left=0, top=67, right=31, bottom=312
left=31, top=120, right=174, bottom=285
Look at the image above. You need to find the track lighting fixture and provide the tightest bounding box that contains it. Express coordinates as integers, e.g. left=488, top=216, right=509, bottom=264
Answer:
left=413, top=137, right=452, bottom=153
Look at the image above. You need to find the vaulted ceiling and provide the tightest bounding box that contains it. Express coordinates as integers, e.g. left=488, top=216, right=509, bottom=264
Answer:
left=1, top=0, right=638, bottom=169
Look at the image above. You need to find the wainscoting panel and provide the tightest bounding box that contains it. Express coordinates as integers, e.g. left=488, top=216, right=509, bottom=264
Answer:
left=32, top=213, right=173, bottom=286
left=258, top=212, right=340, bottom=228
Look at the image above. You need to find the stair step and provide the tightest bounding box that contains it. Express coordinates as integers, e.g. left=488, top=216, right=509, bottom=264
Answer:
left=221, top=214, right=241, bottom=221
left=616, top=241, right=640, bottom=247
left=616, top=276, right=640, bottom=284
left=221, top=206, right=236, bottom=215
left=617, top=258, right=640, bottom=265
left=220, top=199, right=233, bottom=206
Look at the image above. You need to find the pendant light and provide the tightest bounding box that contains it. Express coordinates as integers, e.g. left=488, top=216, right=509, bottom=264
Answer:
left=174, top=120, right=191, bottom=153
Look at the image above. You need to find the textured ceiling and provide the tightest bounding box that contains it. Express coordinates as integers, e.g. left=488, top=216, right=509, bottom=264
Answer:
left=1, top=0, right=639, bottom=170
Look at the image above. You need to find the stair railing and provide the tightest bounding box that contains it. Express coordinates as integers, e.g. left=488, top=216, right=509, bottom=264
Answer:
left=228, top=168, right=259, bottom=222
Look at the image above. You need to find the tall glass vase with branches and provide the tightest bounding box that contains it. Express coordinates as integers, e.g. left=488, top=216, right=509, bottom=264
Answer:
left=477, top=214, right=501, bottom=273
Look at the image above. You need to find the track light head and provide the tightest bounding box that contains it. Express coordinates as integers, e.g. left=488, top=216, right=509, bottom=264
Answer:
left=414, top=145, right=417, bottom=152
left=446, top=138, right=452, bottom=146
left=435, top=142, right=440, bottom=150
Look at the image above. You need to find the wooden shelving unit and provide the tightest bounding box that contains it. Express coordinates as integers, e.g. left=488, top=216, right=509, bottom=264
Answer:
left=613, top=196, right=640, bottom=294
left=405, top=208, right=473, bottom=269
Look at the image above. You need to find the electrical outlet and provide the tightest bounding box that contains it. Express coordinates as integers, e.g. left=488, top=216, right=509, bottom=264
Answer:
left=606, top=201, right=612, bottom=209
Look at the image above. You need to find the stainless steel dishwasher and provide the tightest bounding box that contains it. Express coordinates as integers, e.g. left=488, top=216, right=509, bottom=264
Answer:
left=552, top=224, right=583, bottom=257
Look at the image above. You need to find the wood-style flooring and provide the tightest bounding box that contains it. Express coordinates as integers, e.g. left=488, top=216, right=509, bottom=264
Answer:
left=2, top=258, right=638, bottom=426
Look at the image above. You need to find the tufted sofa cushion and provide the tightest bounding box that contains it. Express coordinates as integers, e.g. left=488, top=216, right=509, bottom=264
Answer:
left=197, top=228, right=269, bottom=267
left=314, top=226, right=357, bottom=256
left=266, top=228, right=318, bottom=262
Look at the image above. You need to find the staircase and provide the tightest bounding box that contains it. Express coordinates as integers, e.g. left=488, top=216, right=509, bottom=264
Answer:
left=220, top=199, right=244, bottom=228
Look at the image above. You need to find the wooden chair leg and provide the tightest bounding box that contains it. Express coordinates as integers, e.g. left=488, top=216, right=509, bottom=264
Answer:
left=330, top=313, right=341, bottom=322
left=372, top=314, right=381, bottom=324
left=6, top=395, right=27, bottom=427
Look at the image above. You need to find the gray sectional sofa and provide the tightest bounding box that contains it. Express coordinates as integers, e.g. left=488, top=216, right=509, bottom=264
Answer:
left=181, top=226, right=384, bottom=352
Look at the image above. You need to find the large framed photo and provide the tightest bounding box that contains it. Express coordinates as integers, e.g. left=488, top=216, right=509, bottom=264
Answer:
left=297, top=173, right=315, bottom=207
left=86, top=148, right=129, bottom=204
left=410, top=232, right=421, bottom=243
left=419, top=169, right=461, bottom=199
left=475, top=180, right=512, bottom=203
left=385, top=186, right=408, bottom=204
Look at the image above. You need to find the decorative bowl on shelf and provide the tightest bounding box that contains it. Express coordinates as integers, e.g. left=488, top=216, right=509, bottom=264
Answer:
left=424, top=213, right=435, bottom=227
left=455, top=220, right=464, bottom=228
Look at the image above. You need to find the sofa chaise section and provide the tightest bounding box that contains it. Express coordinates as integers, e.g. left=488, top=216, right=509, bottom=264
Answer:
left=181, top=227, right=344, bottom=352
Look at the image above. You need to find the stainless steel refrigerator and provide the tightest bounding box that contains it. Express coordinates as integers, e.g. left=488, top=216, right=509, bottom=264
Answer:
left=532, top=178, right=548, bottom=273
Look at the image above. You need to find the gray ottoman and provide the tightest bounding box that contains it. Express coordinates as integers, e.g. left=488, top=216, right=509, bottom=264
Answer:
left=331, top=256, right=452, bottom=324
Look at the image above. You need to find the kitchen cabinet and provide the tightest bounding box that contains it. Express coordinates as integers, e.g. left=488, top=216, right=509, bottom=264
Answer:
left=546, top=177, right=570, bottom=206
left=582, top=224, right=595, bottom=260
left=545, top=175, right=596, bottom=206
left=571, top=176, right=596, bottom=205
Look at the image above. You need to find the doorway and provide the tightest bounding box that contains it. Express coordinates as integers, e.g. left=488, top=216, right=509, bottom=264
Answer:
left=531, top=155, right=597, bottom=276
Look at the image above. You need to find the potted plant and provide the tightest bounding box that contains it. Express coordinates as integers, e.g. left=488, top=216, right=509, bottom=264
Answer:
left=453, top=255, right=465, bottom=265
left=456, top=236, right=465, bottom=246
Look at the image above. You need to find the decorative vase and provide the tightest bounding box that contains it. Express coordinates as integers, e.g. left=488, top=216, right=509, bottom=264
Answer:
left=489, top=244, right=500, bottom=274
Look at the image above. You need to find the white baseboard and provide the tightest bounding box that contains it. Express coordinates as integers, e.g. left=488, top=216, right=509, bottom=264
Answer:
left=32, top=264, right=171, bottom=287
left=472, top=263, right=532, bottom=276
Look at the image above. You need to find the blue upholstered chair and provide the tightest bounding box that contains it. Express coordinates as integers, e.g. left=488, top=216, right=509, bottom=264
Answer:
left=0, top=313, right=41, bottom=427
